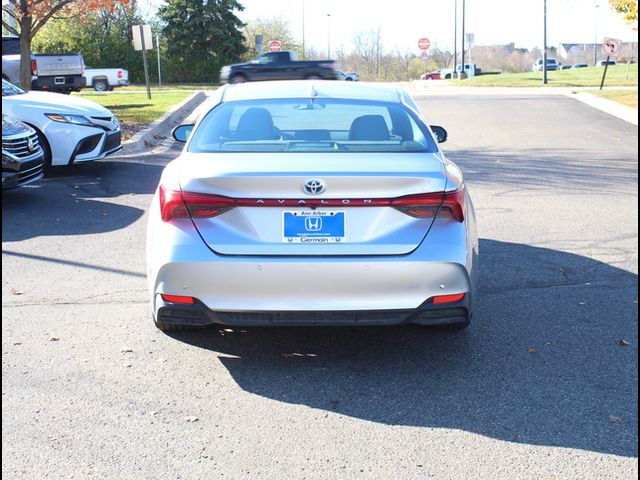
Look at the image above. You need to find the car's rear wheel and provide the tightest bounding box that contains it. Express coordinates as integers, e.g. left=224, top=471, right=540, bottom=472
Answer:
left=93, top=80, right=108, bottom=92
left=230, top=74, right=246, bottom=84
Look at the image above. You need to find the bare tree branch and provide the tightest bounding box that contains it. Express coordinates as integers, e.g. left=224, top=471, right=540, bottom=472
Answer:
left=1, top=18, right=19, bottom=36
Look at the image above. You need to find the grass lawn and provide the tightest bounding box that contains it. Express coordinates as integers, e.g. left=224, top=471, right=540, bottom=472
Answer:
left=592, top=89, right=639, bottom=109
left=116, top=83, right=219, bottom=92
left=72, top=91, right=193, bottom=139
left=453, top=64, right=638, bottom=87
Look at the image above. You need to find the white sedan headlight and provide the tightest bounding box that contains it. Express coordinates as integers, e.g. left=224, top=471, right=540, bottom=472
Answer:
left=45, top=113, right=94, bottom=127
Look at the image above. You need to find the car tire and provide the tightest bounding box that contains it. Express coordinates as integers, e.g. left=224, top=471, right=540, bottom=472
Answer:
left=429, top=319, right=471, bottom=331
left=230, top=75, right=246, bottom=84
left=93, top=80, right=109, bottom=92
left=33, top=129, right=53, bottom=172
left=153, top=319, right=191, bottom=332
left=345, top=78, right=353, bottom=81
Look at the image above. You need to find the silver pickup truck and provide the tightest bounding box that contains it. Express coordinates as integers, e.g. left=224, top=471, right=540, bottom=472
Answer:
left=2, top=36, right=86, bottom=93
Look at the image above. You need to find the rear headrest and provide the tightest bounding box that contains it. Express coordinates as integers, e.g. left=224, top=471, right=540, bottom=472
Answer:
left=348, top=115, right=390, bottom=141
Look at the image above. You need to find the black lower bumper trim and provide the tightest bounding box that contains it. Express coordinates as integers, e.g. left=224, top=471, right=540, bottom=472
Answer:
left=155, top=295, right=471, bottom=328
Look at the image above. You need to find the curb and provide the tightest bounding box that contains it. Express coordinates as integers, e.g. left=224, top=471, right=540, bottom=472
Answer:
left=122, top=90, right=206, bottom=153
left=569, top=91, right=638, bottom=126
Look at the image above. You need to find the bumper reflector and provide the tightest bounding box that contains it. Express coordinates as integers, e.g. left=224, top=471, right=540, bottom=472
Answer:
left=161, top=294, right=195, bottom=305
left=432, top=293, right=466, bottom=305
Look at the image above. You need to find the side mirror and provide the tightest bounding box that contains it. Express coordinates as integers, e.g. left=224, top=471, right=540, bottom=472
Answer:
left=430, top=125, right=448, bottom=143
left=172, top=124, right=194, bottom=143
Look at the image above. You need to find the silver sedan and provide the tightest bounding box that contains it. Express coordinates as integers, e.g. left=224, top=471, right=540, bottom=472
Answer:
left=146, top=81, right=478, bottom=330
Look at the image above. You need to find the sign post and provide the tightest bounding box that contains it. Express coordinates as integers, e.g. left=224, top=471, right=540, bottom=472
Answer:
left=133, top=24, right=153, bottom=99
left=268, top=40, right=282, bottom=52
left=156, top=34, right=162, bottom=87
left=600, top=37, right=621, bottom=90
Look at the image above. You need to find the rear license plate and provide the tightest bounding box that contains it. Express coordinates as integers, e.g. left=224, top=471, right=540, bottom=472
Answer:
left=54, top=77, right=65, bottom=85
left=283, top=211, right=345, bottom=243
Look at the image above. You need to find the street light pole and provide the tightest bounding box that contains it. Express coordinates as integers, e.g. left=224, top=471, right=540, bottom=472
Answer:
left=453, top=0, right=457, bottom=69
left=302, top=0, right=305, bottom=59
left=543, top=0, right=548, bottom=84
left=594, top=3, right=600, bottom=66
left=460, top=0, right=466, bottom=79
left=327, top=14, right=331, bottom=58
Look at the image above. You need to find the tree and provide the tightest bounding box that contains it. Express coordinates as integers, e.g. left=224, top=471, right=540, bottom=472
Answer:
left=243, top=16, right=302, bottom=60
left=158, top=0, right=246, bottom=83
left=609, top=0, right=638, bottom=30
left=31, top=2, right=149, bottom=83
left=1, top=0, right=129, bottom=88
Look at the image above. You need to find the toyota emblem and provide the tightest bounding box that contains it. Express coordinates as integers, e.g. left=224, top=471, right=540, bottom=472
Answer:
left=27, top=137, right=35, bottom=152
left=303, top=179, right=325, bottom=195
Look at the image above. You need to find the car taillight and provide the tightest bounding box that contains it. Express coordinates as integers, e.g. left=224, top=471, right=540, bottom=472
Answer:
left=31, top=59, right=37, bottom=75
left=159, top=185, right=465, bottom=222
left=391, top=188, right=465, bottom=222
left=160, top=185, right=235, bottom=222
left=117, top=70, right=123, bottom=79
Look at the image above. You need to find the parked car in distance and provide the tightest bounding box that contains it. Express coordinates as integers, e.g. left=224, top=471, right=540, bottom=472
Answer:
left=2, top=78, right=122, bottom=169
left=2, top=114, right=44, bottom=190
left=421, top=70, right=442, bottom=80
left=219, top=51, right=339, bottom=84
left=2, top=37, right=86, bottom=93
left=596, top=60, right=617, bottom=66
left=559, top=65, right=572, bottom=70
left=533, top=58, right=560, bottom=71
left=84, top=67, right=129, bottom=91
left=570, top=63, right=589, bottom=69
left=148, top=81, right=478, bottom=332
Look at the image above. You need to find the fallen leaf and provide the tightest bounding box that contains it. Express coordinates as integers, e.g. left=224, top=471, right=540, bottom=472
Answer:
left=609, top=416, right=622, bottom=424
left=120, top=347, right=135, bottom=353
left=13, top=341, right=22, bottom=346
left=8, top=287, right=24, bottom=295
left=618, top=339, right=630, bottom=347
left=528, top=348, right=539, bottom=354
left=184, top=415, right=199, bottom=423
left=124, top=364, right=133, bottom=368
left=149, top=411, right=159, bottom=416
left=69, top=193, right=77, bottom=197
left=578, top=302, right=586, bottom=305
left=48, top=337, right=60, bottom=342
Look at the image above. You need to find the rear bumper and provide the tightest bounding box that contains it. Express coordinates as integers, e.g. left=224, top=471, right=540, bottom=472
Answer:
left=155, top=294, right=471, bottom=327
left=32, top=76, right=86, bottom=92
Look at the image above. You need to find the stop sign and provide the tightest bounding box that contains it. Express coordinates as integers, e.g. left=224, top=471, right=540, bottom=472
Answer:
left=268, top=40, right=282, bottom=52
left=418, top=37, right=431, bottom=51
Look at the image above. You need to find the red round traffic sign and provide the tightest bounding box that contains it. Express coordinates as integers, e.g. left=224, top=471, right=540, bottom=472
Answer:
left=418, top=37, right=431, bottom=51
left=268, top=40, right=282, bottom=52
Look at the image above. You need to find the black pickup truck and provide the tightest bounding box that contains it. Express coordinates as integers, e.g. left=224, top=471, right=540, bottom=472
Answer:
left=220, top=51, right=339, bottom=84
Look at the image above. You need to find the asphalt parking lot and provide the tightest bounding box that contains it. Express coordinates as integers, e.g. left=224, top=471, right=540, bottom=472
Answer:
left=2, top=93, right=638, bottom=479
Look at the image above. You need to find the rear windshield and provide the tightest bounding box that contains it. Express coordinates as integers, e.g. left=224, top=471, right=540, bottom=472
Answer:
left=188, top=98, right=438, bottom=153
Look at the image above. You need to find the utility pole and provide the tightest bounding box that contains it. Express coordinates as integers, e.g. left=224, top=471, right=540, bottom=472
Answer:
left=543, top=0, right=548, bottom=84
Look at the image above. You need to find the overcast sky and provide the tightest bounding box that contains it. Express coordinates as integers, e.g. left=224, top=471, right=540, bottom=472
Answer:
left=142, top=0, right=637, bottom=54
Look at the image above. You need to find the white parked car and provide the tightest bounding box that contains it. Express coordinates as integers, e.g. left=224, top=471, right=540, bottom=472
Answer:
left=2, top=78, right=122, bottom=168
left=532, top=58, right=560, bottom=71
left=84, top=67, right=129, bottom=92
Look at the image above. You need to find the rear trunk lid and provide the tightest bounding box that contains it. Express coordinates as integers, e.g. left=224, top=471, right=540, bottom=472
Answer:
left=179, top=152, right=447, bottom=256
